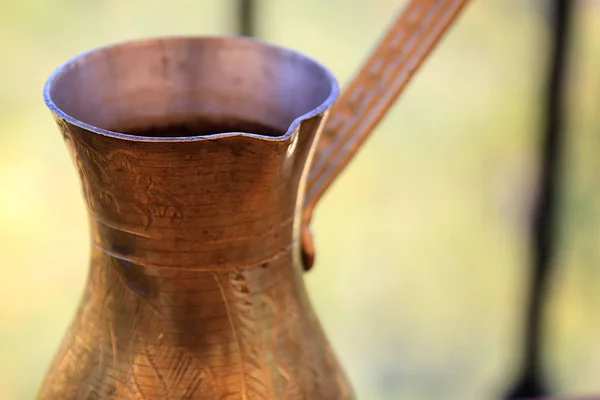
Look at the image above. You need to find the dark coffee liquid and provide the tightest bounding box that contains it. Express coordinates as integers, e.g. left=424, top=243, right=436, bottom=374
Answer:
left=121, top=116, right=284, bottom=138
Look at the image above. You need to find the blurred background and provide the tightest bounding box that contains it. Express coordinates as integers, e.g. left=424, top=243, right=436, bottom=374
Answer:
left=1, top=0, right=600, bottom=399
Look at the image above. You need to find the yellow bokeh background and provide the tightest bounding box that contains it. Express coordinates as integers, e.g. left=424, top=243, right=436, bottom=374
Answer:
left=2, top=0, right=600, bottom=399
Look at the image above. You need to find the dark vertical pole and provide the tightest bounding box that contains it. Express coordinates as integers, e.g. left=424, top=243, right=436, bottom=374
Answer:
left=237, top=0, right=256, bottom=37
left=506, top=0, right=574, bottom=398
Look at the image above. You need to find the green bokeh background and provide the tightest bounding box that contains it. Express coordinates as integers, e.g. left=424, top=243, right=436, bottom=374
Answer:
left=2, top=0, right=600, bottom=398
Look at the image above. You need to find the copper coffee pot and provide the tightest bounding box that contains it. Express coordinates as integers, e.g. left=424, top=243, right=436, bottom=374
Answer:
left=38, top=1, right=470, bottom=399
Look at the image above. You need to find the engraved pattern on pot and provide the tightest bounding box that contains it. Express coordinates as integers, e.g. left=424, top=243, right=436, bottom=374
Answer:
left=143, top=179, right=185, bottom=230
left=213, top=270, right=274, bottom=399
left=261, top=294, right=301, bottom=400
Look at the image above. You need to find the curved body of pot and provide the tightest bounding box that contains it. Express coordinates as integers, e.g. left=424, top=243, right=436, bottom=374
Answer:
left=39, top=36, right=353, bottom=400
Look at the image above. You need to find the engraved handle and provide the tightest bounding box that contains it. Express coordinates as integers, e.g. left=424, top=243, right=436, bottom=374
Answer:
left=301, top=0, right=471, bottom=270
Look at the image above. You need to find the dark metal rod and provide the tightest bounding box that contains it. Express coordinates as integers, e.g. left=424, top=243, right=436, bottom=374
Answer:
left=506, top=0, right=574, bottom=398
left=237, top=0, right=256, bottom=37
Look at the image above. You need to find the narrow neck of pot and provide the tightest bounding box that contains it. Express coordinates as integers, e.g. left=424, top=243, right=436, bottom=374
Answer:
left=58, top=114, right=326, bottom=271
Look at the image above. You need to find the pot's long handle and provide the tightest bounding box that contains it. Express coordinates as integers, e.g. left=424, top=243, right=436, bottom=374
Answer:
left=301, top=0, right=471, bottom=270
